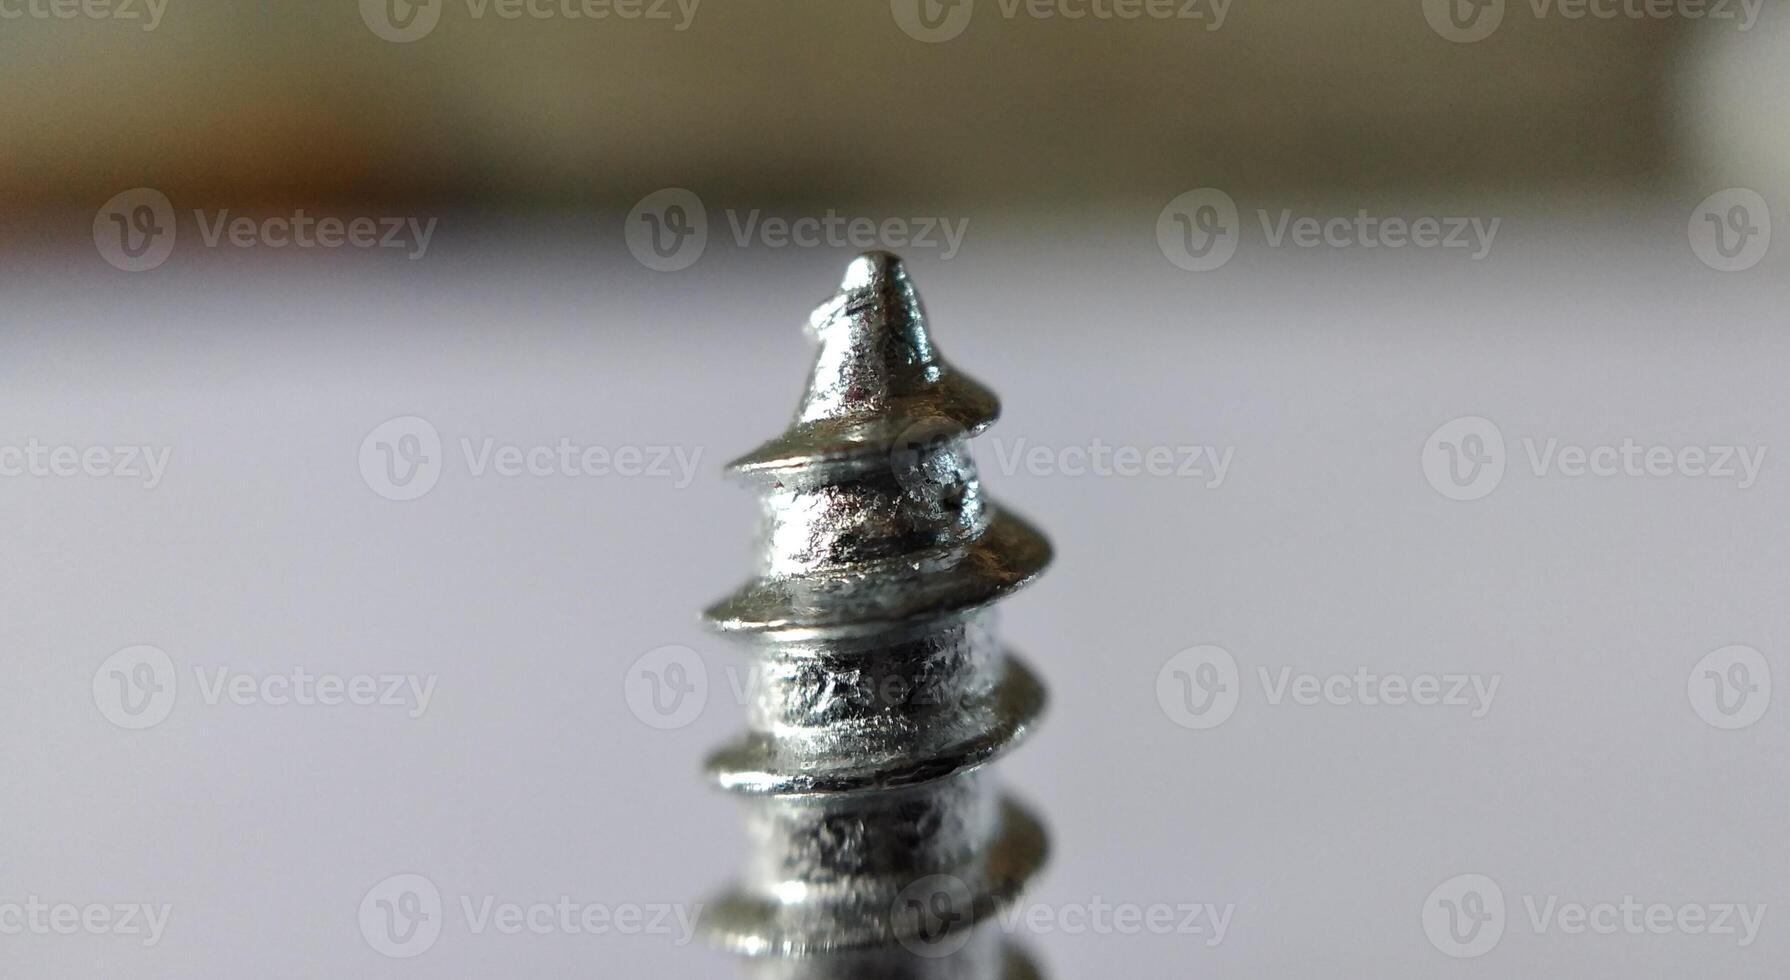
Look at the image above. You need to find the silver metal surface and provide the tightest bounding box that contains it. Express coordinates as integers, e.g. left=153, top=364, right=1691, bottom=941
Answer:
left=701, top=252, right=1053, bottom=979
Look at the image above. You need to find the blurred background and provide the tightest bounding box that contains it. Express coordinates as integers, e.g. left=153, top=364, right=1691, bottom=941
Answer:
left=2, top=0, right=1787, bottom=214
left=7, top=2, right=1790, bottom=979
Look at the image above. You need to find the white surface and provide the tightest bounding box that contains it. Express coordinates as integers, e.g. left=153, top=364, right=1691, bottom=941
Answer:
left=6, top=202, right=1789, bottom=977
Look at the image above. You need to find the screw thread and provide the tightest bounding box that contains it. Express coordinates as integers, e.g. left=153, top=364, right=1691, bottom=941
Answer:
left=701, top=253, right=1052, bottom=980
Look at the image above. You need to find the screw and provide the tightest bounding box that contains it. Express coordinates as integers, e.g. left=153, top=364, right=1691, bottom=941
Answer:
left=700, top=252, right=1053, bottom=979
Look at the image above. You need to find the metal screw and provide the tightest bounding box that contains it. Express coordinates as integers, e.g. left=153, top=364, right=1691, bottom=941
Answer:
left=700, top=252, right=1053, bottom=979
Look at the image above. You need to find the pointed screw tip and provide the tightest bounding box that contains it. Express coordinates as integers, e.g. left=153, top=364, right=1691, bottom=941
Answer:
left=808, top=251, right=922, bottom=341
left=839, top=250, right=908, bottom=292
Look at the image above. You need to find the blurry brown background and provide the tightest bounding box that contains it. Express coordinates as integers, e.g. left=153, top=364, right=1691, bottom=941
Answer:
left=4, top=0, right=1770, bottom=217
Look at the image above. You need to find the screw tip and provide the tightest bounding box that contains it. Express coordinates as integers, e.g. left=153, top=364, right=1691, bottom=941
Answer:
left=798, top=251, right=936, bottom=424
left=729, top=253, right=998, bottom=477
left=836, top=250, right=906, bottom=292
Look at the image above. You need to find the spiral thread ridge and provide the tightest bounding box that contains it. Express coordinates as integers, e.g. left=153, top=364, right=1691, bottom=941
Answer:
left=701, top=253, right=1052, bottom=979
